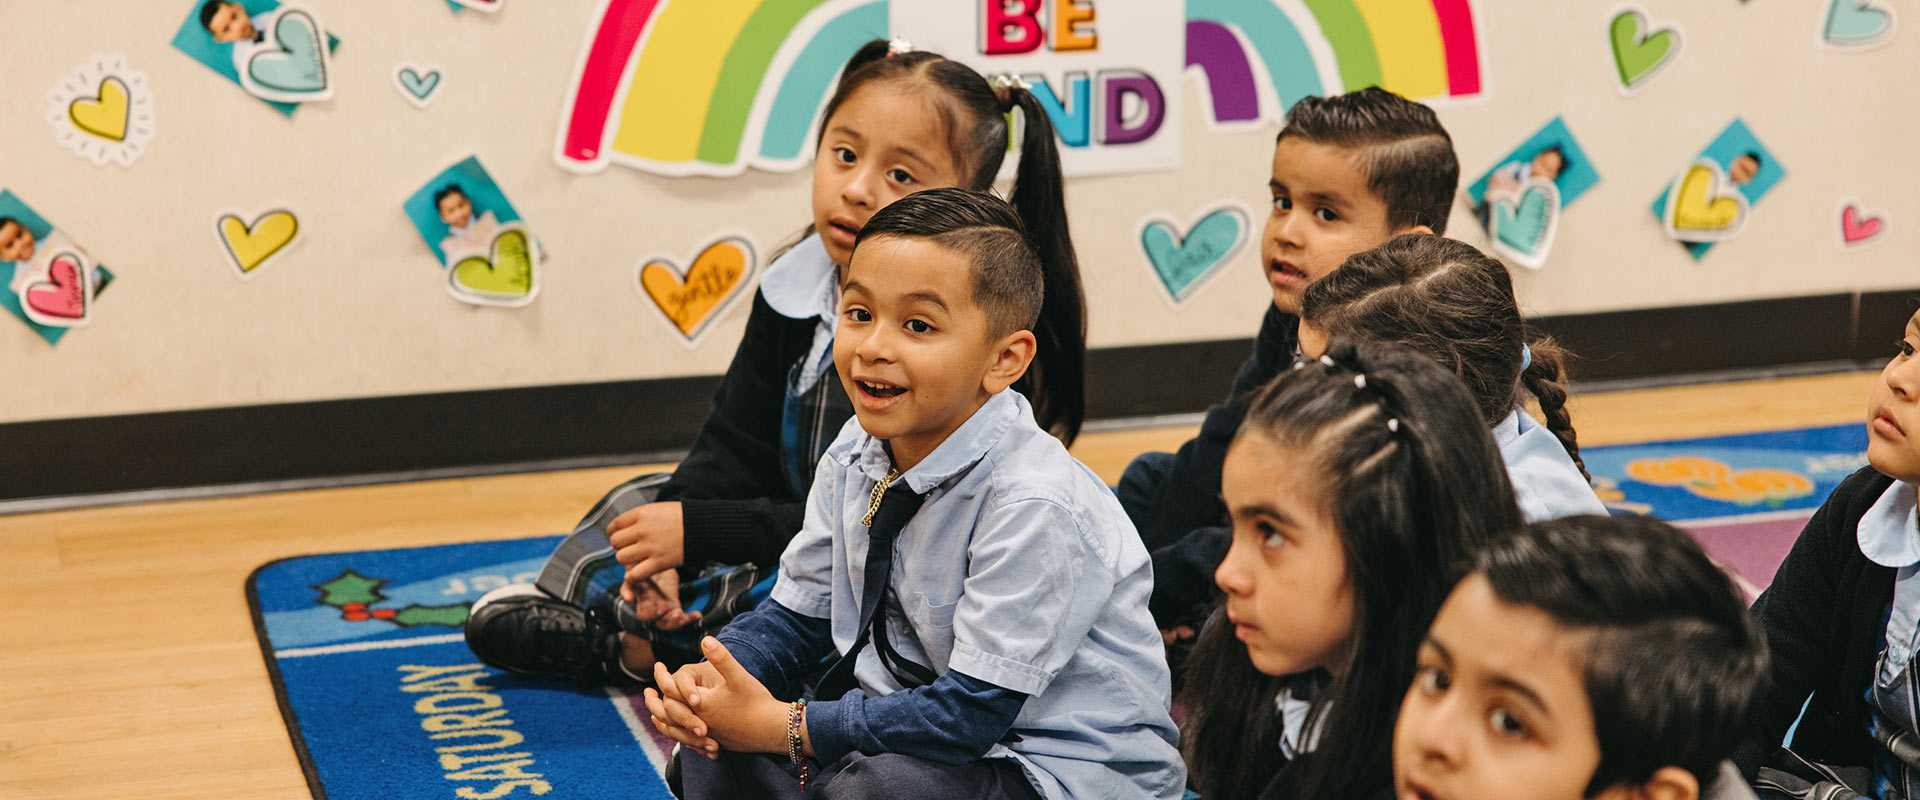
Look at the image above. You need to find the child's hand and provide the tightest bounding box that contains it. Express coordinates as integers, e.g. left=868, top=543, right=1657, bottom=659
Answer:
left=1488, top=172, right=1520, bottom=195
left=644, top=664, right=720, bottom=758
left=653, top=637, right=791, bottom=756
left=1160, top=625, right=1195, bottom=647
left=609, top=501, right=686, bottom=579
left=619, top=569, right=703, bottom=630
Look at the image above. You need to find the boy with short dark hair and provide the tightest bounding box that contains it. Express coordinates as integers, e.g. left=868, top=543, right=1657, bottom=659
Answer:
left=1119, top=86, right=1461, bottom=640
left=645, top=188, right=1183, bottom=799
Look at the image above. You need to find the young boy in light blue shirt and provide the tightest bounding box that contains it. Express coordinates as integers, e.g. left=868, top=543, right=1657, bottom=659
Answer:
left=643, top=188, right=1184, bottom=800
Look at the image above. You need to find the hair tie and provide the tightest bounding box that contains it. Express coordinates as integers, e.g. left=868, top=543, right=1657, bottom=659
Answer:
left=1319, top=354, right=1336, bottom=368
left=886, top=37, right=914, bottom=57
left=1386, top=418, right=1401, bottom=433
left=1520, top=344, right=1533, bottom=372
left=1353, top=374, right=1367, bottom=389
left=989, top=73, right=1029, bottom=107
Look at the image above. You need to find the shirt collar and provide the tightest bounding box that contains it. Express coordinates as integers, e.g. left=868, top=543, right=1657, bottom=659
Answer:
left=1859, top=480, right=1920, bottom=568
left=759, top=234, right=839, bottom=322
left=1491, top=408, right=1528, bottom=450
left=841, top=390, right=1025, bottom=494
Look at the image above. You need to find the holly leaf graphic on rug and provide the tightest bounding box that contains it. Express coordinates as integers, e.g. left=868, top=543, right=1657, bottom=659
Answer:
left=314, top=570, right=386, bottom=606
left=312, top=568, right=470, bottom=627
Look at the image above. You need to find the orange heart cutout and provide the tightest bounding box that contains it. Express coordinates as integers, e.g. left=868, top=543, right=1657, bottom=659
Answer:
left=637, top=238, right=755, bottom=340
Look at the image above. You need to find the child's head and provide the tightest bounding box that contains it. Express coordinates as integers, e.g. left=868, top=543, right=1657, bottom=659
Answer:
left=0, top=217, right=34, bottom=263
left=1299, top=234, right=1589, bottom=480
left=434, top=185, right=472, bottom=229
left=1182, top=339, right=1521, bottom=800
left=834, top=188, right=1042, bottom=470
left=1395, top=515, right=1766, bottom=800
left=1868, top=308, right=1920, bottom=481
left=1262, top=87, right=1459, bottom=313
left=200, top=0, right=255, bottom=43
left=1531, top=145, right=1567, bottom=181
left=812, top=40, right=1086, bottom=443
left=1728, top=152, right=1762, bottom=186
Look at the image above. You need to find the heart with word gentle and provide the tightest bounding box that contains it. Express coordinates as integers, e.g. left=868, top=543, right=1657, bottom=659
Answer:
left=638, top=238, right=754, bottom=340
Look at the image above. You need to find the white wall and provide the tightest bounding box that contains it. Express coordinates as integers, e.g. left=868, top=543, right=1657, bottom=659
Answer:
left=3, top=0, right=1913, bottom=424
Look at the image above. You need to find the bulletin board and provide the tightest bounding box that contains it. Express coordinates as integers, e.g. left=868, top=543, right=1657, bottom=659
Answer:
left=1, top=0, right=1912, bottom=426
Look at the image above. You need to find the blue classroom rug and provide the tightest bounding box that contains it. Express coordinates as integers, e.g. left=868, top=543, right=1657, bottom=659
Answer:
left=248, top=422, right=1869, bottom=799
left=247, top=535, right=676, bottom=800
left=1583, top=421, right=1869, bottom=594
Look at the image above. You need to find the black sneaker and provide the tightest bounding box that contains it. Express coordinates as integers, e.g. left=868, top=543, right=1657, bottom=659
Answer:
left=464, top=584, right=642, bottom=686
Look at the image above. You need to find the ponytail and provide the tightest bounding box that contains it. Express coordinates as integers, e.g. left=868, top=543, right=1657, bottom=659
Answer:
left=1519, top=334, right=1589, bottom=482
left=1001, top=85, right=1086, bottom=445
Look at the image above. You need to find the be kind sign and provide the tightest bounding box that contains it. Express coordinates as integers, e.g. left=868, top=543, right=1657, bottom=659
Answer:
left=892, top=1, right=1183, bottom=177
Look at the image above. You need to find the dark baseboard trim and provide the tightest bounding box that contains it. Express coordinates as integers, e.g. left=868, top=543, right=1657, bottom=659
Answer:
left=7, top=289, right=1915, bottom=505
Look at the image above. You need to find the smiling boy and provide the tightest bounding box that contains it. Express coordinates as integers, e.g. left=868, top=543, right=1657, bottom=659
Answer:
left=644, top=189, right=1182, bottom=800
left=1118, top=87, right=1461, bottom=642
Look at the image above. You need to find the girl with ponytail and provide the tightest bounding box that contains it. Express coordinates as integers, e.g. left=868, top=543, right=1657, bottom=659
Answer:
left=465, top=40, right=1088, bottom=689
left=1297, top=233, right=1606, bottom=522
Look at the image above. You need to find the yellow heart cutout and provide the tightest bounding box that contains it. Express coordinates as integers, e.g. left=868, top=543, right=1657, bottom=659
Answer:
left=639, top=239, right=753, bottom=337
left=1671, top=164, right=1743, bottom=232
left=69, top=77, right=129, bottom=141
left=452, top=229, right=535, bottom=297
left=218, top=211, right=299, bottom=273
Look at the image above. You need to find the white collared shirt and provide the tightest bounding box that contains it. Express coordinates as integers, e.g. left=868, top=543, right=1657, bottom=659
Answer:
left=1858, top=480, right=1920, bottom=685
left=759, top=234, right=840, bottom=393
left=1491, top=409, right=1610, bottom=522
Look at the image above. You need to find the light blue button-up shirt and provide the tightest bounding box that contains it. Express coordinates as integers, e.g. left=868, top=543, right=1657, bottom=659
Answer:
left=770, top=390, right=1186, bottom=800
left=1492, top=409, right=1610, bottom=522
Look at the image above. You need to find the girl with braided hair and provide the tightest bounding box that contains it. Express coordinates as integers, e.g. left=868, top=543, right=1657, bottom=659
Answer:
left=1297, top=233, right=1605, bottom=521
left=1181, top=339, right=1523, bottom=800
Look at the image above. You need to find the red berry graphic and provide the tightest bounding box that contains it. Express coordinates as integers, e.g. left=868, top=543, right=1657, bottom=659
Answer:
left=344, top=611, right=370, bottom=621
left=342, top=602, right=367, bottom=612
left=371, top=609, right=398, bottom=620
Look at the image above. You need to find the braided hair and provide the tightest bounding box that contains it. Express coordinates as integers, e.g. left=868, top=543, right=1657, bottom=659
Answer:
left=1180, top=339, right=1521, bottom=800
left=1301, top=234, right=1590, bottom=480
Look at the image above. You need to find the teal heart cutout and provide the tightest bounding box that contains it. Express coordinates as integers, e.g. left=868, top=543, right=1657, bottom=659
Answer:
left=1490, top=181, right=1560, bottom=268
left=399, top=68, right=441, bottom=101
left=247, top=10, right=328, bottom=94
left=1824, top=0, right=1894, bottom=45
left=1609, top=10, right=1681, bottom=90
left=1141, top=207, right=1248, bottom=303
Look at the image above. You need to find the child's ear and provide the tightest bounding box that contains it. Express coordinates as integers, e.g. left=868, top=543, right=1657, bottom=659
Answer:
left=1599, top=767, right=1697, bottom=800
left=983, top=329, right=1037, bottom=394
left=1399, top=223, right=1435, bottom=237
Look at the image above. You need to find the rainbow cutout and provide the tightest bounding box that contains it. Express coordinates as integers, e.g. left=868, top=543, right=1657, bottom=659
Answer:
left=553, top=0, right=1484, bottom=176
left=555, top=0, right=887, bottom=176
left=1186, top=0, right=1483, bottom=125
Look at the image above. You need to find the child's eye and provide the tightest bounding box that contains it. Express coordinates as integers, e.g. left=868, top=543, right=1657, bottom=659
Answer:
left=1490, top=708, right=1529, bottom=739
left=1898, top=339, right=1915, bottom=358
left=1273, top=196, right=1293, bottom=212
left=834, top=147, right=856, bottom=164
left=905, top=319, right=933, bottom=334
left=1258, top=521, right=1285, bottom=549
left=1314, top=208, right=1339, bottom=223
left=888, top=168, right=914, bottom=184
left=1415, top=665, right=1450, bottom=694
left=845, top=308, right=871, bottom=322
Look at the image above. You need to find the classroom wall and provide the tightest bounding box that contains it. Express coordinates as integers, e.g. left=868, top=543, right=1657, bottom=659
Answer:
left=3, top=0, right=1913, bottom=426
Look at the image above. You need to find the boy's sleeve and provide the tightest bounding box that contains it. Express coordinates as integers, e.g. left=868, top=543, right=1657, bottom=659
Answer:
left=713, top=598, right=833, bottom=696
left=947, top=496, right=1113, bottom=697
left=805, top=671, right=1027, bottom=765
left=765, top=448, right=844, bottom=620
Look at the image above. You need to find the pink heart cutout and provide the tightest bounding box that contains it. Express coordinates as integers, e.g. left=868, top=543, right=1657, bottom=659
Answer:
left=1842, top=204, right=1886, bottom=245
left=25, top=253, right=89, bottom=320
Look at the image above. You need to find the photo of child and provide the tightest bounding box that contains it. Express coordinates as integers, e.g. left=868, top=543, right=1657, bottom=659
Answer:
left=1463, top=119, right=1598, bottom=271
left=170, top=0, right=339, bottom=117
left=1650, top=119, right=1785, bottom=259
left=0, top=190, right=114, bottom=345
left=403, top=157, right=541, bottom=307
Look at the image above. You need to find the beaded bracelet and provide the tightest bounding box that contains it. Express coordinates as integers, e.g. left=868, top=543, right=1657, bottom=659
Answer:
left=787, top=698, right=810, bottom=789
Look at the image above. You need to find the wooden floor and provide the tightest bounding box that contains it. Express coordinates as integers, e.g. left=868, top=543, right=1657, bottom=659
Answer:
left=0, top=370, right=1880, bottom=800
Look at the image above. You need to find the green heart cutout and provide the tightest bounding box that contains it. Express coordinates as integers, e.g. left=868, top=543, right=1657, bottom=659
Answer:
left=1610, top=10, right=1681, bottom=89
left=451, top=229, right=534, bottom=296
left=1492, top=185, right=1554, bottom=257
